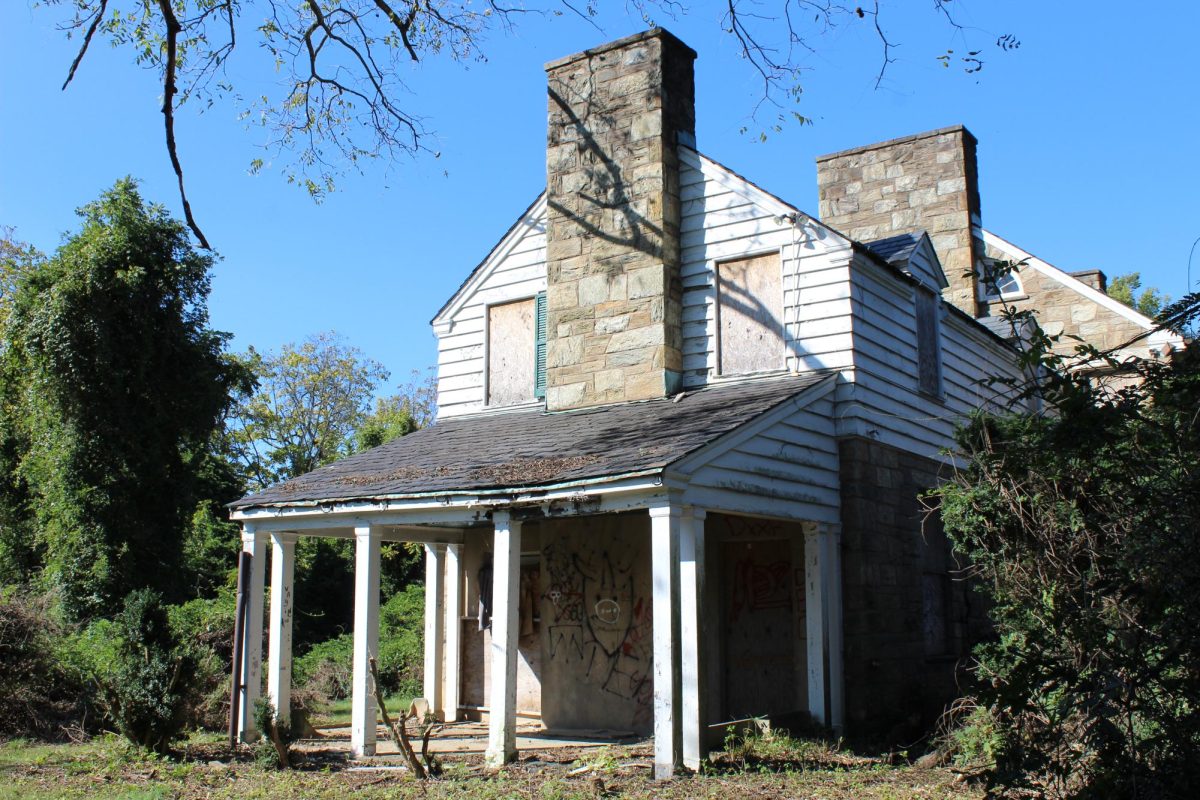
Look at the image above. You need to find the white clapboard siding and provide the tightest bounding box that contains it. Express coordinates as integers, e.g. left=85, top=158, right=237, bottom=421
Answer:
left=435, top=200, right=548, bottom=418
left=842, top=256, right=1029, bottom=458
left=678, top=149, right=856, bottom=386
left=680, top=394, right=841, bottom=523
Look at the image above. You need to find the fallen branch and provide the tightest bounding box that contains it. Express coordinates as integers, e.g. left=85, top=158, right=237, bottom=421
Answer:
left=369, top=656, right=426, bottom=778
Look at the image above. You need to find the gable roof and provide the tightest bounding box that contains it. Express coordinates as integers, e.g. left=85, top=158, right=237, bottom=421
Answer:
left=431, top=193, right=546, bottom=328
left=866, top=232, right=922, bottom=264
left=230, top=374, right=834, bottom=510
left=865, top=231, right=948, bottom=291
left=983, top=229, right=1184, bottom=352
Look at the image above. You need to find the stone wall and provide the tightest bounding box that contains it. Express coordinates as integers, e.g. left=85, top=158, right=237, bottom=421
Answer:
left=543, top=29, right=695, bottom=410
left=838, top=436, right=988, bottom=741
left=817, top=126, right=984, bottom=317
left=981, top=244, right=1151, bottom=356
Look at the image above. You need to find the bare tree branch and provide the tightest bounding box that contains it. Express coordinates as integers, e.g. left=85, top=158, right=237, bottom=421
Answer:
left=61, top=0, right=107, bottom=90
left=155, top=0, right=210, bottom=249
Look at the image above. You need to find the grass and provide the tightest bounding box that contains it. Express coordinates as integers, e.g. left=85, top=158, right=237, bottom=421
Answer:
left=0, top=732, right=982, bottom=799
left=309, top=693, right=413, bottom=727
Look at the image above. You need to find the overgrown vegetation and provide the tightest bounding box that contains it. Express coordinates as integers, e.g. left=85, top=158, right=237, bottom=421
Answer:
left=0, top=187, right=430, bottom=754
left=933, top=279, right=1200, bottom=797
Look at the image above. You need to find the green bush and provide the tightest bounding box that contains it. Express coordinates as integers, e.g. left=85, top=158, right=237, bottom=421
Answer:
left=103, top=589, right=195, bottom=753
left=168, top=592, right=237, bottom=730
left=936, top=318, right=1200, bottom=797
left=295, top=584, right=424, bottom=703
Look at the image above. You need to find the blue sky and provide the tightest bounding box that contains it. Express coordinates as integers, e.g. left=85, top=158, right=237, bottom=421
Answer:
left=2, top=2, right=1198, bottom=393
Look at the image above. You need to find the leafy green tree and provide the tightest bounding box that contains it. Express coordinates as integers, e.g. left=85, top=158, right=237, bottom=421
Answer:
left=230, top=332, right=389, bottom=489
left=1108, top=271, right=1168, bottom=318
left=934, top=295, right=1200, bottom=796
left=0, top=179, right=253, bottom=619
left=350, top=369, right=437, bottom=453
left=0, top=227, right=42, bottom=330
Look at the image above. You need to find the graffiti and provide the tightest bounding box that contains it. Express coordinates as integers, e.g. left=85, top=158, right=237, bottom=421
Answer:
left=728, top=557, right=791, bottom=623
left=542, top=538, right=653, bottom=715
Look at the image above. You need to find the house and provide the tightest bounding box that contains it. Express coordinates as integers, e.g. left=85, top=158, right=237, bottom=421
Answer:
left=226, top=28, right=1163, bottom=779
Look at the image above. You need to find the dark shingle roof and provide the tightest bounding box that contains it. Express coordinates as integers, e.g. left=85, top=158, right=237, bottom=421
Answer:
left=865, top=232, right=923, bottom=267
left=230, top=375, right=830, bottom=510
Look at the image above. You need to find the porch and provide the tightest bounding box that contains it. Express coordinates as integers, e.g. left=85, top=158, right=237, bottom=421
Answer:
left=227, top=376, right=845, bottom=778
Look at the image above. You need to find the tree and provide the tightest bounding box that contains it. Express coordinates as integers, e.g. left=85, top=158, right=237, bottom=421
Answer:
left=933, top=295, right=1200, bottom=796
left=1108, top=271, right=1168, bottom=318
left=350, top=368, right=436, bottom=453
left=0, top=179, right=253, bottom=620
left=0, top=228, right=43, bottom=330
left=42, top=1, right=1015, bottom=246
left=231, top=331, right=389, bottom=489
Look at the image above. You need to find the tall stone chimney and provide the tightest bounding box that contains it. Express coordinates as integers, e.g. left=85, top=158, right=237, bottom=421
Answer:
left=543, top=29, right=696, bottom=410
left=816, top=126, right=984, bottom=316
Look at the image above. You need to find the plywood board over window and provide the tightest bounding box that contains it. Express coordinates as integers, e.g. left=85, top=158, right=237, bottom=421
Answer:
left=914, top=287, right=942, bottom=397
left=717, top=253, right=784, bottom=375
left=487, top=299, right=535, bottom=406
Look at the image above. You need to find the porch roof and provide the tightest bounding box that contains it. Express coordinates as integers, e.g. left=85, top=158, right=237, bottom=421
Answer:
left=229, top=374, right=829, bottom=510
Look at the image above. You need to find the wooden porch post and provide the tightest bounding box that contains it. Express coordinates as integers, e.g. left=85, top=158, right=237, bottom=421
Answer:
left=679, top=507, right=707, bottom=771
left=486, top=510, right=521, bottom=766
left=267, top=531, right=297, bottom=727
left=423, top=544, right=446, bottom=715
left=238, top=526, right=267, bottom=742
left=443, top=543, right=463, bottom=723
left=351, top=525, right=382, bottom=757
left=804, top=523, right=828, bottom=725
left=649, top=502, right=682, bottom=780
left=804, top=522, right=843, bottom=730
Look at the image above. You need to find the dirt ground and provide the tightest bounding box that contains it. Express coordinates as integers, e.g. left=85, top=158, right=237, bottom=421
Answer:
left=0, top=732, right=983, bottom=800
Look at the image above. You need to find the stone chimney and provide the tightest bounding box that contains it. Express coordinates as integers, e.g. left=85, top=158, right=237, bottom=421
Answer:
left=1070, top=269, right=1107, bottom=293
left=816, top=126, right=984, bottom=317
left=543, top=29, right=696, bottom=410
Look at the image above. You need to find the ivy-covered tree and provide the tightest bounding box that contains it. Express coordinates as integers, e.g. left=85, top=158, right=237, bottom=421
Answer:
left=934, top=294, right=1200, bottom=796
left=0, top=179, right=253, bottom=620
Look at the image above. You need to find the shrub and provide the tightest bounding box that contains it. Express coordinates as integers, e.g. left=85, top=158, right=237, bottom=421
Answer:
left=295, top=584, right=424, bottom=704
left=936, top=322, right=1200, bottom=797
left=102, top=589, right=195, bottom=753
left=168, top=592, right=237, bottom=731
left=0, top=589, right=91, bottom=740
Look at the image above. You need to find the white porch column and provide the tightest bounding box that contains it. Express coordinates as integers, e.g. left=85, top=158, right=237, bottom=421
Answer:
left=423, top=544, right=446, bottom=716
left=679, top=507, right=707, bottom=771
left=267, top=531, right=297, bottom=727
left=238, top=526, right=267, bottom=742
left=486, top=510, right=521, bottom=767
left=804, top=522, right=843, bottom=730
left=649, top=502, right=682, bottom=780
left=804, top=524, right=827, bottom=725
left=443, top=543, right=463, bottom=723
left=351, top=525, right=382, bottom=757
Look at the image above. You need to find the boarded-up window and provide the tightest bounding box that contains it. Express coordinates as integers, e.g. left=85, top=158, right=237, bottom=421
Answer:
left=717, top=253, right=784, bottom=375
left=915, top=287, right=942, bottom=397
left=487, top=299, right=535, bottom=406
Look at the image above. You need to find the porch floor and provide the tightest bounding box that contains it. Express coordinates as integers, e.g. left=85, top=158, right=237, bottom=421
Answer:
left=295, top=720, right=647, bottom=758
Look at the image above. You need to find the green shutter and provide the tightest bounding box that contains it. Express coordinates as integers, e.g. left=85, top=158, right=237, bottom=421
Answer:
left=534, top=291, right=547, bottom=399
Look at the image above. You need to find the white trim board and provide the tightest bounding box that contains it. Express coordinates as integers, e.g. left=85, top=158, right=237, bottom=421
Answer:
left=984, top=231, right=1157, bottom=330
left=432, top=194, right=547, bottom=332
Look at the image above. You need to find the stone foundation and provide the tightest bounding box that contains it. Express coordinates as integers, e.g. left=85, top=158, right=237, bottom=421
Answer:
left=838, top=436, right=987, bottom=742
